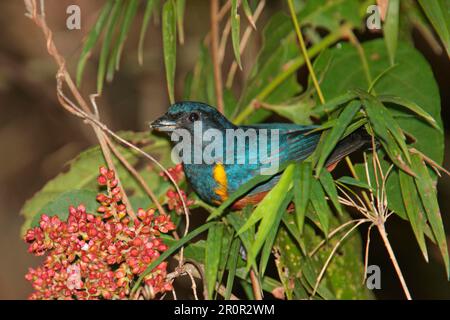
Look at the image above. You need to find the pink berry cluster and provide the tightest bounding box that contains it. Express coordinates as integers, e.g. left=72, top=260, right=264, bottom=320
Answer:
left=160, top=163, right=184, bottom=183
left=166, top=189, right=195, bottom=215
left=160, top=164, right=195, bottom=214
left=24, top=166, right=176, bottom=300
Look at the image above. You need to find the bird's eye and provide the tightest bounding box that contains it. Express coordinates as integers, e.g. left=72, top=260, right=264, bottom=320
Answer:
left=188, top=112, right=199, bottom=122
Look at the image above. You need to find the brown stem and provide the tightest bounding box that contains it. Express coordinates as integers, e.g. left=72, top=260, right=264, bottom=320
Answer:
left=377, top=222, right=412, bottom=300
left=249, top=269, right=263, bottom=300
left=210, top=0, right=224, bottom=113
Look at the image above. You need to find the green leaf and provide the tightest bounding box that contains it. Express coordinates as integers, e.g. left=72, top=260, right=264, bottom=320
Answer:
left=260, top=97, right=315, bottom=125
left=294, top=161, right=312, bottom=235
left=243, top=165, right=295, bottom=270
left=319, top=170, right=343, bottom=216
left=114, top=0, right=139, bottom=68
left=411, top=153, right=450, bottom=277
left=97, top=0, right=122, bottom=93
left=358, top=90, right=411, bottom=165
left=162, top=0, right=177, bottom=103
left=76, top=0, right=113, bottom=86
left=384, top=0, right=400, bottom=65
left=138, top=0, right=157, bottom=65
left=311, top=91, right=356, bottom=117
left=30, top=189, right=100, bottom=228
left=337, top=176, right=372, bottom=190
left=315, top=100, right=361, bottom=175
left=259, top=190, right=293, bottom=277
left=296, top=0, right=362, bottom=30
left=205, top=223, right=225, bottom=299
left=238, top=164, right=294, bottom=235
left=228, top=208, right=255, bottom=263
left=242, top=0, right=256, bottom=29
left=398, top=170, right=428, bottom=261
left=310, top=179, right=331, bottom=235
left=131, top=221, right=215, bottom=294
left=231, top=0, right=242, bottom=69
left=225, top=238, right=241, bottom=300
left=313, top=40, right=443, bottom=164
left=418, top=0, right=450, bottom=57
left=176, top=0, right=186, bottom=44
left=378, top=95, right=441, bottom=132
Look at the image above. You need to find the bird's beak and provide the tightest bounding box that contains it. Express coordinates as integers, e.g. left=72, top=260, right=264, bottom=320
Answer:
left=148, top=114, right=177, bottom=132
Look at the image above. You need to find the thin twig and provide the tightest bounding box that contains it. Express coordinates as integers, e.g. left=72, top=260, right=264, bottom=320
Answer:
left=311, top=219, right=368, bottom=297
left=363, top=224, right=374, bottom=284
left=309, top=219, right=364, bottom=257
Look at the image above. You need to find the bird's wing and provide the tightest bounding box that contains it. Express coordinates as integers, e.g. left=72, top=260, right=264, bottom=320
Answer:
left=237, top=123, right=320, bottom=165
left=224, top=124, right=320, bottom=195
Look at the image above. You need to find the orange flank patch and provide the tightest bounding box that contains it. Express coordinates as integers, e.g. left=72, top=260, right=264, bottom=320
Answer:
left=213, top=162, right=229, bottom=202
left=231, top=191, right=269, bottom=210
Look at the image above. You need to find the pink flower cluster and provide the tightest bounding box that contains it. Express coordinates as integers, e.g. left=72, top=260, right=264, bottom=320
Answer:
left=24, top=167, right=176, bottom=300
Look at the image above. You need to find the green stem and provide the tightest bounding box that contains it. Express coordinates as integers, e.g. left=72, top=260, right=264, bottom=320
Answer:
left=288, top=0, right=324, bottom=104
left=233, top=27, right=344, bottom=125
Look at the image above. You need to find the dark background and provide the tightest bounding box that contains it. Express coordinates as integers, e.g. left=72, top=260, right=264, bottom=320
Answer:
left=0, top=0, right=449, bottom=299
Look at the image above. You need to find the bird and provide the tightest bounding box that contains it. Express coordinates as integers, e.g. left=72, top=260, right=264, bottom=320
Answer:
left=149, top=101, right=370, bottom=209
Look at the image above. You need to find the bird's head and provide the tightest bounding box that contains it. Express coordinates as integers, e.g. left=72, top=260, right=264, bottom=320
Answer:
left=149, top=101, right=235, bottom=135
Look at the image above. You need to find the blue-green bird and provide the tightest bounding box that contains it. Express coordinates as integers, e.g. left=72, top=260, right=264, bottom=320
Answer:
left=150, top=101, right=370, bottom=209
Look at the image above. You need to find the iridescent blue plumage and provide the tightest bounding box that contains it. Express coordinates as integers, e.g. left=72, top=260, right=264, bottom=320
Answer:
left=150, top=101, right=369, bottom=207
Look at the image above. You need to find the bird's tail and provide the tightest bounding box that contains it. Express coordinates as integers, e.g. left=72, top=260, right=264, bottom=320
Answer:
left=325, top=129, right=374, bottom=170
